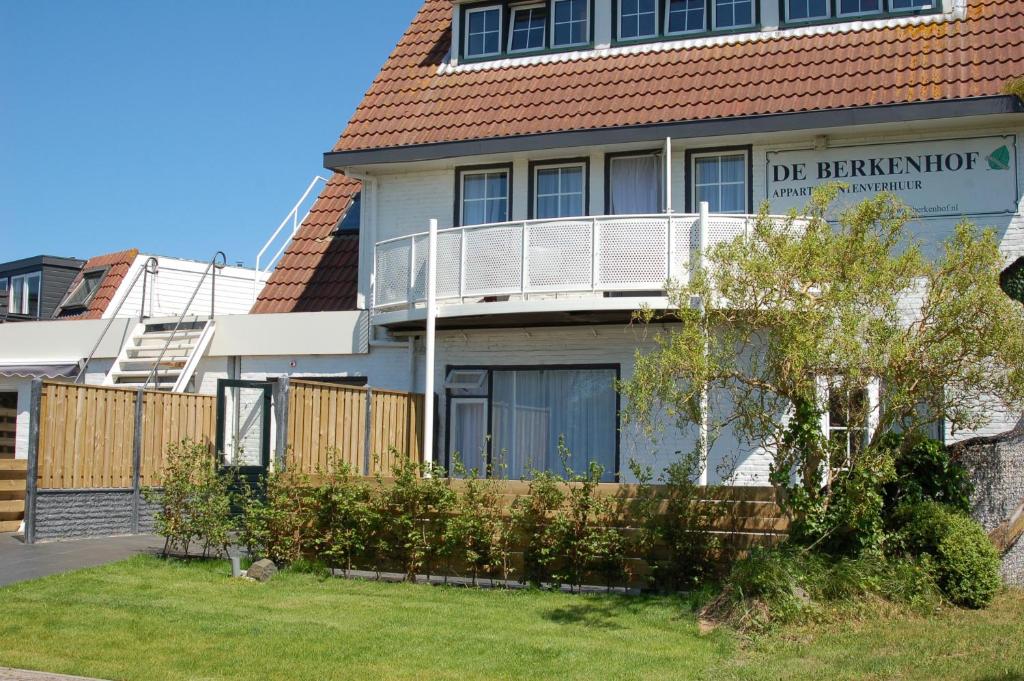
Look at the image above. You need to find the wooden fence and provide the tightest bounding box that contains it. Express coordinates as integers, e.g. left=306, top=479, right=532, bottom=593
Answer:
left=285, top=380, right=424, bottom=476
left=0, top=405, right=15, bottom=459
left=0, top=459, right=26, bottom=532
left=35, top=382, right=215, bottom=490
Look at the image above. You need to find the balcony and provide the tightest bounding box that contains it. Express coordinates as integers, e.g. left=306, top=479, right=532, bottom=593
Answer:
left=371, top=212, right=796, bottom=327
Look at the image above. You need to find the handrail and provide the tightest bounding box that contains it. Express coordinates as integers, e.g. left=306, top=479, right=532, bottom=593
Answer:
left=143, top=251, right=226, bottom=390
left=253, top=175, right=328, bottom=301
left=76, top=257, right=159, bottom=384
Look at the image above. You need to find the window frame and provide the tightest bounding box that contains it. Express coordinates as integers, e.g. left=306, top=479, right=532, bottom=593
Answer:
left=528, top=157, right=590, bottom=220
left=463, top=4, right=505, bottom=59
left=821, top=378, right=878, bottom=471
left=603, top=149, right=664, bottom=215
left=616, top=0, right=660, bottom=42
left=8, top=272, right=42, bottom=317
left=834, top=0, right=883, bottom=18
left=782, top=0, right=832, bottom=23
left=507, top=2, right=548, bottom=54
left=550, top=0, right=591, bottom=48
left=664, top=0, right=708, bottom=36
left=443, top=363, right=622, bottom=480
left=454, top=163, right=514, bottom=227
left=685, top=145, right=753, bottom=214
left=0, top=277, right=7, bottom=307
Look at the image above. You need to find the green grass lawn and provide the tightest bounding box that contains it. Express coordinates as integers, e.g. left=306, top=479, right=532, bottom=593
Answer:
left=0, top=555, right=1021, bottom=681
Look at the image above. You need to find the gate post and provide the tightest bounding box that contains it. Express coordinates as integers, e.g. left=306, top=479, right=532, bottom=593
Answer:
left=130, top=388, right=144, bottom=534
left=23, top=378, right=43, bottom=545
left=273, top=376, right=290, bottom=471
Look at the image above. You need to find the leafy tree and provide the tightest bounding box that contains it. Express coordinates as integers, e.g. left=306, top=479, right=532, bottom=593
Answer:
left=622, top=186, right=1024, bottom=545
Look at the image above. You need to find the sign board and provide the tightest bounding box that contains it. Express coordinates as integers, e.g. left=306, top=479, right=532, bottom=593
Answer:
left=765, top=136, right=1018, bottom=217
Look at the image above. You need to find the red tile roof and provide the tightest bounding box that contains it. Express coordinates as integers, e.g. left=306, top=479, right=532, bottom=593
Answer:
left=334, top=0, right=1024, bottom=153
left=57, top=249, right=139, bottom=320
left=251, top=174, right=362, bottom=314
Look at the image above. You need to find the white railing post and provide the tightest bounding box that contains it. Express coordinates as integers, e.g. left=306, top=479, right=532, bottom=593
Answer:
left=520, top=221, right=528, bottom=297
left=423, top=219, right=438, bottom=471
left=459, top=228, right=467, bottom=301
left=591, top=217, right=599, bottom=291
left=408, top=236, right=417, bottom=309
left=698, top=201, right=709, bottom=272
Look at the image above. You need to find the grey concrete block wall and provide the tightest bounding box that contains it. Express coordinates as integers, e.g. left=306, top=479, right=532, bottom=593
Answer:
left=33, top=490, right=163, bottom=541
left=956, top=426, right=1024, bottom=585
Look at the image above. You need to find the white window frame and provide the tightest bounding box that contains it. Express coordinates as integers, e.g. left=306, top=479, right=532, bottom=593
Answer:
left=836, top=0, right=883, bottom=18
left=887, top=0, right=934, bottom=13
left=550, top=0, right=590, bottom=48
left=459, top=168, right=511, bottom=226
left=665, top=0, right=707, bottom=35
left=464, top=5, right=504, bottom=59
left=690, top=149, right=749, bottom=214
left=820, top=377, right=880, bottom=471
left=618, top=0, right=659, bottom=41
left=8, top=272, right=41, bottom=317
left=532, top=161, right=587, bottom=219
left=784, top=0, right=831, bottom=22
left=508, top=3, right=547, bottom=53
left=711, top=0, right=756, bottom=30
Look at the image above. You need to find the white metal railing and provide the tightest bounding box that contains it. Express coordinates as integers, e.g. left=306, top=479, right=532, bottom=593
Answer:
left=253, top=175, right=328, bottom=302
left=372, top=212, right=799, bottom=312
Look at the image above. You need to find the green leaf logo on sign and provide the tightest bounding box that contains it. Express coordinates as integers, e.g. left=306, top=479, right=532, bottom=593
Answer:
left=986, top=145, right=1010, bottom=171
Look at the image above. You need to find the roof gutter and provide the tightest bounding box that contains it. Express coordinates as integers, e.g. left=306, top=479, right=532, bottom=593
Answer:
left=324, top=95, right=1024, bottom=169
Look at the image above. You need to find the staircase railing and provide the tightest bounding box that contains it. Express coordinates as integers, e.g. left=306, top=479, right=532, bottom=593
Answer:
left=253, top=175, right=327, bottom=302
left=76, top=257, right=159, bottom=384
left=143, top=252, right=226, bottom=391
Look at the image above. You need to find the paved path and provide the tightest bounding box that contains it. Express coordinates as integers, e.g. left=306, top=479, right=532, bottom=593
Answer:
left=0, top=669, right=107, bottom=681
left=0, top=533, right=162, bottom=587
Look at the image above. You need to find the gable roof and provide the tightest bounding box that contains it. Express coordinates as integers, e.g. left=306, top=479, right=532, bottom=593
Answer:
left=332, top=0, right=1024, bottom=156
left=250, top=174, right=362, bottom=314
left=56, top=249, right=139, bottom=320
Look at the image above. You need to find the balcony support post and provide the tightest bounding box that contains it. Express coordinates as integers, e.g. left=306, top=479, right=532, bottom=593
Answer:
left=698, top=201, right=709, bottom=486
left=423, top=219, right=438, bottom=472
left=665, top=137, right=674, bottom=283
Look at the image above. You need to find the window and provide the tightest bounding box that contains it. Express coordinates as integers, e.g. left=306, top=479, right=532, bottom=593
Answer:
left=607, top=152, right=662, bottom=214
left=713, top=0, right=754, bottom=29
left=459, top=167, right=510, bottom=226
left=619, top=0, right=657, bottom=40
left=837, top=0, right=881, bottom=16
left=786, top=0, right=830, bottom=21
left=889, top=0, right=932, bottom=10
left=827, top=383, right=869, bottom=469
left=509, top=4, right=547, bottom=52
left=0, top=278, right=7, bottom=308
left=337, top=192, right=361, bottom=232
left=666, top=0, right=706, bottom=34
left=446, top=366, right=619, bottom=481
left=8, top=272, right=41, bottom=317
left=61, top=269, right=105, bottom=309
left=533, top=162, right=586, bottom=219
left=691, top=150, right=748, bottom=213
left=465, top=6, right=502, bottom=58
left=552, top=0, right=588, bottom=47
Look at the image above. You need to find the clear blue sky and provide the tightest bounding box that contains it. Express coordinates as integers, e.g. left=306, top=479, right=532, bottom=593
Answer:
left=1, top=1, right=422, bottom=265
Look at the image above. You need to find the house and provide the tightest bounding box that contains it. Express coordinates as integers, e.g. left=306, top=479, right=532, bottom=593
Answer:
left=228, top=0, right=1024, bottom=485
left=0, top=255, right=84, bottom=322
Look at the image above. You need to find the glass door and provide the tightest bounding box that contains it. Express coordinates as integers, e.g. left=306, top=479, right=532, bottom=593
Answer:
left=216, top=380, right=272, bottom=485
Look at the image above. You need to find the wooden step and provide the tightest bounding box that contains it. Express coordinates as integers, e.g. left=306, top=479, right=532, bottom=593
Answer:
left=0, top=519, right=22, bottom=533
left=0, top=479, right=26, bottom=492
left=0, top=460, right=27, bottom=472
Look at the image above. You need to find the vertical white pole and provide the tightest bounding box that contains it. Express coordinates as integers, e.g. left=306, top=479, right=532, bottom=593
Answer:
left=698, top=201, right=709, bottom=486
left=665, top=137, right=674, bottom=281
left=423, top=219, right=438, bottom=470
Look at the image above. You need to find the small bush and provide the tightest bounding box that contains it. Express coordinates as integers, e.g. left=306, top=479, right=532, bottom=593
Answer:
left=511, top=470, right=566, bottom=587
left=238, top=468, right=318, bottom=565
left=881, top=434, right=972, bottom=518
left=894, top=501, right=1001, bottom=608
left=313, top=461, right=377, bottom=575
left=443, top=460, right=512, bottom=584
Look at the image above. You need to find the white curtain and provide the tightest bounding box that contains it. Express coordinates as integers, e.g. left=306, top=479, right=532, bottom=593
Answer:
left=449, top=399, right=489, bottom=475
left=491, top=369, right=616, bottom=481
left=609, top=155, right=661, bottom=215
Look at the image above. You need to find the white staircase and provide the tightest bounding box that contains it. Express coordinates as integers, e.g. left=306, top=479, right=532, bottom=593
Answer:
left=105, top=318, right=215, bottom=391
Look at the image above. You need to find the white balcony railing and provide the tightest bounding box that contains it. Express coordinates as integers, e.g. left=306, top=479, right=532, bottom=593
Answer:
left=372, top=212, right=790, bottom=313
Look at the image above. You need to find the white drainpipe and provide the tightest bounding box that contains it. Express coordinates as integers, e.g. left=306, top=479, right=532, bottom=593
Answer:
left=422, top=219, right=439, bottom=470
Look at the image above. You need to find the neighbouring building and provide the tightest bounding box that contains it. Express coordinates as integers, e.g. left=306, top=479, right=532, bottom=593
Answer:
left=0, top=255, right=84, bottom=322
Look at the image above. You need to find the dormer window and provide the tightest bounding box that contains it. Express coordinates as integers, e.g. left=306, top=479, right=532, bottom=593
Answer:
left=552, top=0, right=589, bottom=47
left=713, top=0, right=755, bottom=29
left=837, top=0, right=881, bottom=16
left=666, top=0, right=706, bottom=34
left=465, top=5, right=503, bottom=58
left=618, top=0, right=658, bottom=40
left=786, top=0, right=829, bottom=21
left=509, top=4, right=547, bottom=52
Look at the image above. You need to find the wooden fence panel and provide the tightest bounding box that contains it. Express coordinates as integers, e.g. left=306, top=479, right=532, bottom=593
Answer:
left=0, top=405, right=16, bottom=459
left=287, top=380, right=368, bottom=475
left=369, top=389, right=424, bottom=474
left=37, top=383, right=137, bottom=490
left=140, top=391, right=216, bottom=486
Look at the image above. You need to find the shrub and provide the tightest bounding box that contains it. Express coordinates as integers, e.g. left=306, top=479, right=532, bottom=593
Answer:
left=894, top=501, right=1001, bottom=608
left=880, top=433, right=972, bottom=518
left=375, top=457, right=454, bottom=581
left=144, top=439, right=237, bottom=558
left=443, top=460, right=512, bottom=585
left=510, top=470, right=565, bottom=588
left=312, top=461, right=377, bottom=575
left=238, top=468, right=318, bottom=565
